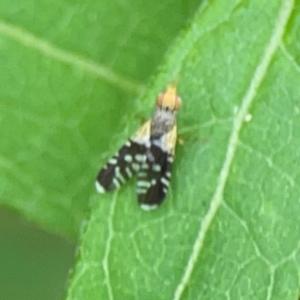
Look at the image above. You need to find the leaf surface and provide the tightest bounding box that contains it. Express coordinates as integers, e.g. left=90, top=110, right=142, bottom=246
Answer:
left=0, top=0, right=199, bottom=237
left=66, top=0, right=300, bottom=299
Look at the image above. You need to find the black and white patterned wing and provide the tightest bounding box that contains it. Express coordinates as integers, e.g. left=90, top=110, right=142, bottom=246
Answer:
left=95, top=141, right=145, bottom=192
left=95, top=121, right=151, bottom=193
left=136, top=143, right=174, bottom=210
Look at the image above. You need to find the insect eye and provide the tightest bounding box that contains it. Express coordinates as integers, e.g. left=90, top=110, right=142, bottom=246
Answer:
left=156, top=93, right=165, bottom=107
left=156, top=87, right=182, bottom=111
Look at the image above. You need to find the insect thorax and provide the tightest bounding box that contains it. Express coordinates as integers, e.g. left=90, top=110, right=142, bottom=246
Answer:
left=150, top=107, right=176, bottom=137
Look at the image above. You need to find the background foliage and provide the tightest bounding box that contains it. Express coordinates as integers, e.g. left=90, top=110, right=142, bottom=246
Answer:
left=0, top=0, right=200, bottom=299
left=1, top=0, right=300, bottom=299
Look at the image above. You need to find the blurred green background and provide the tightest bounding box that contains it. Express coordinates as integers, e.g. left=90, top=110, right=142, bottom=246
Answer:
left=0, top=0, right=200, bottom=298
left=0, top=207, right=75, bottom=300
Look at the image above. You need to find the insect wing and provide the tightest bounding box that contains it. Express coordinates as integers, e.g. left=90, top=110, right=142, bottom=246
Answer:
left=137, top=125, right=177, bottom=210
left=137, top=144, right=173, bottom=210
left=95, top=121, right=151, bottom=193
left=96, top=140, right=147, bottom=192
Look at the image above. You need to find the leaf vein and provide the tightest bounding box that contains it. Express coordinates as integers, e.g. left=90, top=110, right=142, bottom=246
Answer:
left=102, top=193, right=118, bottom=300
left=173, top=1, right=295, bottom=299
left=0, top=18, right=144, bottom=95
left=280, top=43, right=300, bottom=73
left=158, top=0, right=244, bottom=80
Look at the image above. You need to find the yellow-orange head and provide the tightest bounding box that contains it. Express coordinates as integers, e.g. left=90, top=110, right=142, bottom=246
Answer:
left=156, top=85, right=181, bottom=111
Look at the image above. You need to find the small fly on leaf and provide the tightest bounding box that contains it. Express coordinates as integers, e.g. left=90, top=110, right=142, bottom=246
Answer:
left=95, top=85, right=182, bottom=210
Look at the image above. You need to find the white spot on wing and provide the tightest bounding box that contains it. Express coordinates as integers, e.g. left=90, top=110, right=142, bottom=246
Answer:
left=132, top=163, right=140, bottom=171
left=140, top=204, right=158, bottom=211
left=95, top=181, right=105, bottom=193
left=161, top=177, right=169, bottom=187
left=167, top=156, right=174, bottom=163
left=137, top=181, right=151, bottom=188
left=125, top=167, right=132, bottom=177
left=138, top=172, right=147, bottom=177
left=153, top=164, right=161, bottom=172
left=141, top=163, right=149, bottom=170
left=113, top=178, right=120, bottom=188
left=124, top=155, right=132, bottom=162
left=116, top=167, right=126, bottom=183
left=109, top=158, right=117, bottom=164
left=135, top=154, right=146, bottom=162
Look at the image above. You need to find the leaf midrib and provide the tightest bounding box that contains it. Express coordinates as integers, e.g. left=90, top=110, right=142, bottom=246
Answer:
left=172, top=1, right=295, bottom=299
left=0, top=18, right=144, bottom=95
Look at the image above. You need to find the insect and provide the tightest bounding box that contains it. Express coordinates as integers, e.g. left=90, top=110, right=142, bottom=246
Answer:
left=95, top=84, right=181, bottom=210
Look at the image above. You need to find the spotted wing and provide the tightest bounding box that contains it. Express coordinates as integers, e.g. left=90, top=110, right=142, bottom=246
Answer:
left=95, top=121, right=151, bottom=193
left=136, top=145, right=173, bottom=210
left=137, top=123, right=177, bottom=210
left=95, top=140, right=146, bottom=192
left=136, top=143, right=173, bottom=210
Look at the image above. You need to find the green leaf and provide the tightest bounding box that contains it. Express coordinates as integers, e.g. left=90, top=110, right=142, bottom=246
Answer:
left=0, top=0, right=199, bottom=237
left=66, top=0, right=300, bottom=299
